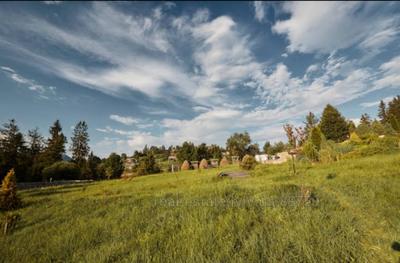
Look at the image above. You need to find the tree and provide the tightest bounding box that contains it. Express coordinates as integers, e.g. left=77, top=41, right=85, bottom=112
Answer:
left=360, top=113, right=371, bottom=126
left=87, top=152, right=102, bottom=179
left=283, top=124, right=297, bottom=148
left=263, top=141, right=271, bottom=154
left=347, top=120, right=356, bottom=133
left=378, top=100, right=387, bottom=124
left=320, top=104, right=349, bottom=142
left=70, top=121, right=90, bottom=164
left=387, top=96, right=400, bottom=132
left=177, top=141, right=197, bottom=163
left=42, top=161, right=80, bottom=181
left=0, top=120, right=26, bottom=181
left=196, top=143, right=209, bottom=161
left=247, top=143, right=260, bottom=156
left=226, top=132, right=251, bottom=159
left=0, top=169, right=21, bottom=210
left=102, top=153, right=124, bottom=179
left=207, top=144, right=223, bottom=160
left=304, top=112, right=318, bottom=137
left=27, top=128, right=45, bottom=181
left=137, top=153, right=160, bottom=176
left=310, top=127, right=322, bottom=151
left=270, top=141, right=286, bottom=155
left=43, top=120, right=67, bottom=165
left=295, top=126, right=307, bottom=146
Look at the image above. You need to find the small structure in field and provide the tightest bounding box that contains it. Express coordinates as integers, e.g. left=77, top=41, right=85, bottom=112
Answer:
left=231, top=156, right=240, bottom=164
left=199, top=159, right=208, bottom=169
left=191, top=161, right=199, bottom=169
left=255, top=154, right=268, bottom=163
left=168, top=156, right=179, bottom=172
left=210, top=159, right=219, bottom=168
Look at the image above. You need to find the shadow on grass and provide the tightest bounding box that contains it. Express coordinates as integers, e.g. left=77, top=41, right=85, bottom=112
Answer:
left=392, top=241, right=400, bottom=252
left=24, top=184, right=89, bottom=197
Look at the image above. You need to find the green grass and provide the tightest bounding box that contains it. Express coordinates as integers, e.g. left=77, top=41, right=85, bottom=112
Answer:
left=1, top=154, right=400, bottom=262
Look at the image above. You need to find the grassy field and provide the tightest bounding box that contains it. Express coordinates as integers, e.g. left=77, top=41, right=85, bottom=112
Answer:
left=1, top=154, right=400, bottom=262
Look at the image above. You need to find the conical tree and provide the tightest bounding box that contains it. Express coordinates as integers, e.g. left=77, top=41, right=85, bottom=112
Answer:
left=378, top=100, right=387, bottom=124
left=43, top=120, right=67, bottom=165
left=70, top=121, right=90, bottom=164
left=1, top=169, right=21, bottom=210
left=320, top=104, right=349, bottom=142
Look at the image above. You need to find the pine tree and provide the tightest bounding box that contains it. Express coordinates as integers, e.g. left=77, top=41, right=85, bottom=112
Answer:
left=378, top=100, right=387, bottom=124
left=360, top=113, right=371, bottom=126
left=43, top=120, right=67, bottom=165
left=310, top=127, right=322, bottom=151
left=304, top=112, right=318, bottom=137
left=0, top=169, right=21, bottom=210
left=0, top=120, right=26, bottom=181
left=320, top=104, right=349, bottom=142
left=387, top=96, right=400, bottom=131
left=27, top=128, right=44, bottom=156
left=70, top=121, right=90, bottom=164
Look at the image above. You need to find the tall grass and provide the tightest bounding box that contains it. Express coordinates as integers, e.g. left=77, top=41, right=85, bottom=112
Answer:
left=1, top=154, right=399, bottom=262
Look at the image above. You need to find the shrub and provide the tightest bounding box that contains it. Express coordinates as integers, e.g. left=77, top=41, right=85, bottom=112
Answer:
left=199, top=159, right=208, bottom=169
left=181, top=160, right=190, bottom=170
left=42, top=161, right=80, bottom=181
left=240, top=155, right=256, bottom=170
left=302, top=140, right=319, bottom=162
left=136, top=154, right=161, bottom=176
left=349, top=132, right=362, bottom=144
left=1, top=169, right=21, bottom=211
left=219, top=157, right=229, bottom=167
left=310, top=127, right=322, bottom=150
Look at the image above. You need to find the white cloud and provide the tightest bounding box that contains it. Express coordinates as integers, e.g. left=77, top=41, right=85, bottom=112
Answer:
left=0, top=66, right=56, bottom=98
left=110, top=114, right=139, bottom=126
left=273, top=2, right=398, bottom=53
left=360, top=96, right=394, bottom=108
left=253, top=1, right=266, bottom=22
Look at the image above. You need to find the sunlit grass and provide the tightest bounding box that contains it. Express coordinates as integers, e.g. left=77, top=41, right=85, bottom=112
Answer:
left=1, top=154, right=399, bottom=262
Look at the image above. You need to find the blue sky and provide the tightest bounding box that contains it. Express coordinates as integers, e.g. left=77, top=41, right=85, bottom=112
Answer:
left=0, top=1, right=399, bottom=157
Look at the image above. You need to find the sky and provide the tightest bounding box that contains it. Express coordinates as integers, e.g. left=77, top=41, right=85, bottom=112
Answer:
left=0, top=1, right=400, bottom=157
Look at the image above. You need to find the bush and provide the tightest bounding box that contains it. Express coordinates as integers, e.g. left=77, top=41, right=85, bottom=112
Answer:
left=136, top=154, right=161, bottom=176
left=310, top=127, right=322, bottom=150
left=349, top=132, right=362, bottom=145
left=0, top=169, right=21, bottom=211
left=302, top=140, right=319, bottom=162
left=240, top=155, right=256, bottom=170
left=181, top=160, right=190, bottom=170
left=219, top=157, right=229, bottom=167
left=42, top=161, right=80, bottom=181
left=199, top=159, right=208, bottom=169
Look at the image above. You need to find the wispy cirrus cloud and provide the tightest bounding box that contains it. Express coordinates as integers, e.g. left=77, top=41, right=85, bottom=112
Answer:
left=109, top=114, right=138, bottom=126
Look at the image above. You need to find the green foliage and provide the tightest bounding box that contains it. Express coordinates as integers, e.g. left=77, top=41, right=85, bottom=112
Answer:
left=0, top=119, right=27, bottom=182
left=226, top=132, right=251, bottom=159
left=270, top=141, right=286, bottom=155
left=2, top=154, right=400, bottom=261
left=196, top=143, right=209, bottom=161
left=349, top=132, right=362, bottom=144
left=320, top=104, right=349, bottom=142
left=378, top=100, right=387, bottom=124
left=136, top=154, right=161, bottom=176
left=0, top=169, right=21, bottom=211
left=42, top=161, right=80, bottom=181
left=43, top=120, right=67, bottom=165
left=207, top=144, right=222, bottom=160
left=310, top=127, right=322, bottom=150
left=240, top=154, right=256, bottom=170
left=246, top=143, right=260, bottom=156
left=101, top=153, right=124, bottom=179
left=177, top=142, right=197, bottom=163
left=304, top=112, right=318, bottom=137
left=302, top=140, right=319, bottom=162
left=70, top=121, right=90, bottom=164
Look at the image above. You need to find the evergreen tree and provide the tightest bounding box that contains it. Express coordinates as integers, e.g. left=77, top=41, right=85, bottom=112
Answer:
left=0, top=120, right=26, bottom=181
left=378, top=100, right=387, bottom=124
left=207, top=144, right=223, bottom=160
left=387, top=96, right=400, bottom=131
left=43, top=120, right=67, bottom=165
left=310, top=127, right=322, bottom=151
left=27, top=128, right=45, bottom=181
left=360, top=113, right=371, bottom=126
left=70, top=121, right=90, bottom=164
left=196, top=143, right=209, bottom=161
left=263, top=141, right=271, bottom=154
left=176, top=141, right=197, bottom=163
left=87, top=152, right=102, bottom=179
left=320, top=104, right=349, bottom=142
left=304, top=112, right=318, bottom=137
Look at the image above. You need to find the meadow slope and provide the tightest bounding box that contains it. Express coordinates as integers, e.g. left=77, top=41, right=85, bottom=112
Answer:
left=1, top=154, right=400, bottom=262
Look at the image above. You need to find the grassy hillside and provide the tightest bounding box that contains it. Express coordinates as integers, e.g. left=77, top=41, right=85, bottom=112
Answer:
left=1, top=154, right=400, bottom=262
